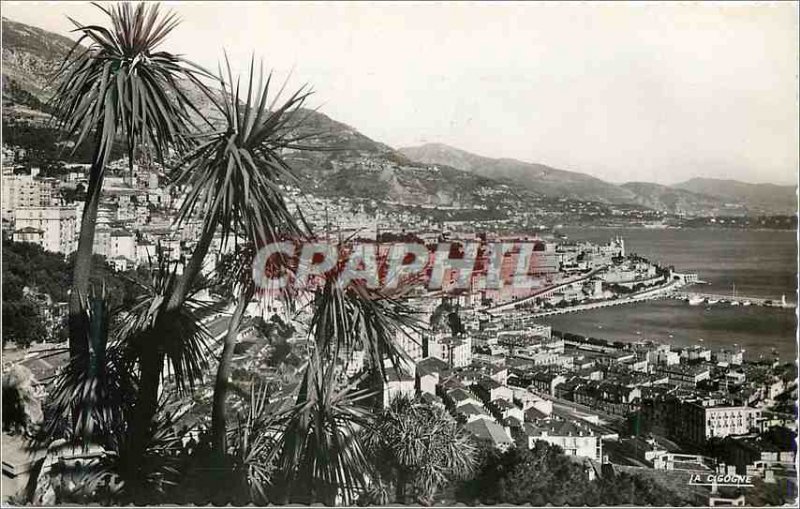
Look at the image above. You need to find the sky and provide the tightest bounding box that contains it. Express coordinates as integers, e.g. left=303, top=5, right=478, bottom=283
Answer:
left=4, top=1, right=798, bottom=186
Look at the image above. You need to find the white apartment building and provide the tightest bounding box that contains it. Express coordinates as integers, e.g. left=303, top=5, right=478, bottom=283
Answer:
left=381, top=368, right=415, bottom=408
left=524, top=419, right=601, bottom=460
left=2, top=174, right=59, bottom=217
left=682, top=346, right=712, bottom=362
left=647, top=344, right=680, bottom=366
left=705, top=406, right=761, bottom=439
left=425, top=333, right=472, bottom=368
left=13, top=206, right=77, bottom=254
left=109, top=229, right=136, bottom=260
left=714, top=349, right=744, bottom=366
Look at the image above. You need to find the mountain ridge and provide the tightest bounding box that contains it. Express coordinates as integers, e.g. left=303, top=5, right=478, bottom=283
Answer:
left=2, top=16, right=795, bottom=216
left=400, top=142, right=796, bottom=215
left=1, top=17, right=540, bottom=214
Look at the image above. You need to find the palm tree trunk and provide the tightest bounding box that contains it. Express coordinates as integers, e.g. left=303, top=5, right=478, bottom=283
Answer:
left=211, top=284, right=253, bottom=457
left=128, top=220, right=217, bottom=460
left=167, top=221, right=217, bottom=309
left=396, top=469, right=408, bottom=504
left=128, top=343, right=164, bottom=464
left=68, top=149, right=106, bottom=360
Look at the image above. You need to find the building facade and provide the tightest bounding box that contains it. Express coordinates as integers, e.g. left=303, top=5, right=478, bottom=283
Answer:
left=13, top=207, right=77, bottom=254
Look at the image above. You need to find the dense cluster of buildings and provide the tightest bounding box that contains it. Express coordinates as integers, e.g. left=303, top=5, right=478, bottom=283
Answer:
left=3, top=155, right=795, bottom=502
left=350, top=296, right=798, bottom=491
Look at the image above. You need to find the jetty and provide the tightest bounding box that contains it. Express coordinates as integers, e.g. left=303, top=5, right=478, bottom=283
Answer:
left=669, top=292, right=796, bottom=309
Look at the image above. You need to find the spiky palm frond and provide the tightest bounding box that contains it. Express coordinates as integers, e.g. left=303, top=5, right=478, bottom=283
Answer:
left=50, top=2, right=214, bottom=166
left=365, top=396, right=477, bottom=504
left=226, top=381, right=286, bottom=504
left=273, top=357, right=375, bottom=504
left=307, top=276, right=425, bottom=380
left=171, top=56, right=315, bottom=249
left=39, top=294, right=137, bottom=449
left=115, top=245, right=226, bottom=394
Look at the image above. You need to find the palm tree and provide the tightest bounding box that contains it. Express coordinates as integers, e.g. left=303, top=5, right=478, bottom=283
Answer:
left=272, top=354, right=375, bottom=505
left=364, top=396, right=477, bottom=505
left=50, top=2, right=212, bottom=362
left=115, top=247, right=226, bottom=467
left=128, top=57, right=315, bottom=461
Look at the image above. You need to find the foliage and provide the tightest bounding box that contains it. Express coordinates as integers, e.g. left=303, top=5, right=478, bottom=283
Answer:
left=458, top=441, right=703, bottom=506
left=363, top=396, right=476, bottom=505
left=1, top=240, right=150, bottom=345
left=271, top=357, right=374, bottom=505
left=116, top=251, right=225, bottom=395
left=745, top=477, right=797, bottom=506
left=2, top=239, right=72, bottom=301
left=43, top=403, right=193, bottom=505
left=50, top=2, right=212, bottom=167
left=1, top=299, right=48, bottom=347
left=457, top=441, right=591, bottom=506
left=38, top=294, right=136, bottom=449
left=171, top=56, right=314, bottom=250
left=307, top=275, right=424, bottom=381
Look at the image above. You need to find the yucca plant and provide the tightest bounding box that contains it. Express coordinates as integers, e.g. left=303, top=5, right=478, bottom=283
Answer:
left=44, top=400, right=192, bottom=505
left=227, top=381, right=285, bottom=504
left=307, top=269, right=425, bottom=382
left=115, top=245, right=226, bottom=464
left=168, top=56, right=316, bottom=307
left=50, top=2, right=213, bottom=361
left=363, top=396, right=477, bottom=505
left=272, top=354, right=375, bottom=505
left=39, top=289, right=137, bottom=450
left=209, top=244, right=257, bottom=458
left=161, top=57, right=316, bottom=459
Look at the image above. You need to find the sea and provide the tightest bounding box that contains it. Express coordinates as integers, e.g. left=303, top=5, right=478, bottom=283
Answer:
left=539, top=227, right=798, bottom=361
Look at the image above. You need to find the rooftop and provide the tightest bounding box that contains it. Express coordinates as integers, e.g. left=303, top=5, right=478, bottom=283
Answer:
left=524, top=417, right=595, bottom=438
left=465, top=418, right=514, bottom=447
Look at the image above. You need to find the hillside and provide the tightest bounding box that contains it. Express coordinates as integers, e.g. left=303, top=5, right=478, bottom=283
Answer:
left=399, top=143, right=637, bottom=204
left=4, top=16, right=793, bottom=217
left=0, top=17, right=537, bottom=213
left=619, top=182, right=736, bottom=216
left=401, top=143, right=797, bottom=215
left=1, top=17, right=76, bottom=117
left=672, top=178, right=796, bottom=215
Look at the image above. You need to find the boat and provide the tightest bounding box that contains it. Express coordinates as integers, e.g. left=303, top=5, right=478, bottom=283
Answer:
left=742, top=300, right=752, bottom=306
left=707, top=298, right=719, bottom=305
left=688, top=295, right=705, bottom=305
left=731, top=300, right=740, bottom=306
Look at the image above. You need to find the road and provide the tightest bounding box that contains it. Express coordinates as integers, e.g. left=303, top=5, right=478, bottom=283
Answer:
left=525, top=278, right=684, bottom=318
left=485, top=266, right=609, bottom=313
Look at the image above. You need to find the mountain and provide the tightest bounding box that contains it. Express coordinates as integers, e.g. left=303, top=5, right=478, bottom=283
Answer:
left=619, top=182, right=738, bottom=217
left=5, top=17, right=793, bottom=218
left=399, top=143, right=637, bottom=204
left=672, top=178, right=797, bottom=215
left=1, top=17, right=77, bottom=119
left=1, top=17, right=536, bottom=214
left=401, top=143, right=798, bottom=215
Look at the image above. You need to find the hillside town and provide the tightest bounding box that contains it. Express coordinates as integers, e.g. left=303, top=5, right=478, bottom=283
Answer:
left=3, top=154, right=796, bottom=505
left=2, top=2, right=797, bottom=506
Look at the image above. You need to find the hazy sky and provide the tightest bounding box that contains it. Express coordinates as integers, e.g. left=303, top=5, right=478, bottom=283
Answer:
left=4, top=1, right=798, bottom=185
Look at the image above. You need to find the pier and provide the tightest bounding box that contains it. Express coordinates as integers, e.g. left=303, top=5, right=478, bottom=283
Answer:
left=669, top=292, right=795, bottom=309
left=494, top=279, right=684, bottom=319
